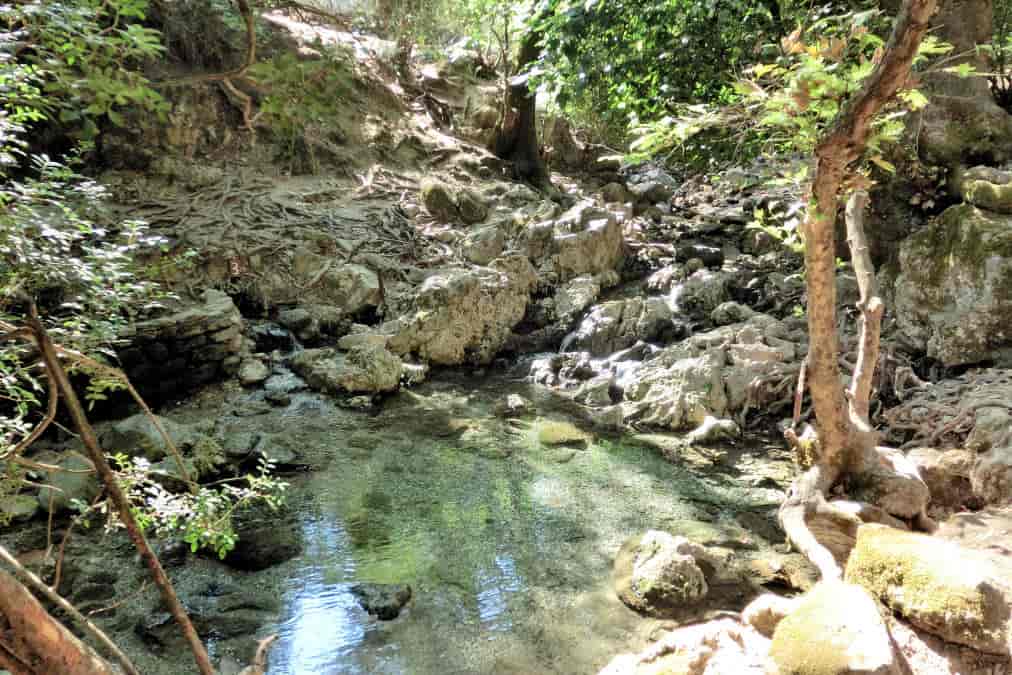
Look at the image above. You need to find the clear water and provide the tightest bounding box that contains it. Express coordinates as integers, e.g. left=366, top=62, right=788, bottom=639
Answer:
left=232, top=373, right=794, bottom=674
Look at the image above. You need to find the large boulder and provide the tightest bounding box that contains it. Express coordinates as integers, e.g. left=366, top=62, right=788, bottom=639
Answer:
left=891, top=204, right=1012, bottom=366
left=375, top=254, right=537, bottom=365
left=769, top=580, right=899, bottom=675
left=845, top=524, right=1011, bottom=656
left=618, top=314, right=800, bottom=431
left=612, top=530, right=710, bottom=618
left=291, top=344, right=403, bottom=395
left=290, top=257, right=382, bottom=317
left=537, top=202, right=625, bottom=282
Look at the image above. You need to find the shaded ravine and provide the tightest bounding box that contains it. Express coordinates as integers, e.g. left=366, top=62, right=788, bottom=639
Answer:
left=175, top=367, right=796, bottom=675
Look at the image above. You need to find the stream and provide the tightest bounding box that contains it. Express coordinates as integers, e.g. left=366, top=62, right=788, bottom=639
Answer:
left=167, top=365, right=796, bottom=675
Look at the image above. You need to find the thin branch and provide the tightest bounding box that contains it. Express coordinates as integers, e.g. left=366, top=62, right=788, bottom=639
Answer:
left=845, top=189, right=883, bottom=424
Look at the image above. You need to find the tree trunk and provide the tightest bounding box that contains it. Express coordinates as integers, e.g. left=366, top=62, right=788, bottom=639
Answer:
left=0, top=570, right=119, bottom=675
left=780, top=0, right=938, bottom=580
left=494, top=24, right=548, bottom=186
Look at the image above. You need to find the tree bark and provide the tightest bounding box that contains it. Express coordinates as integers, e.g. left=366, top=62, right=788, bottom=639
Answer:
left=0, top=570, right=119, bottom=675
left=780, top=0, right=937, bottom=579
left=494, top=22, right=548, bottom=186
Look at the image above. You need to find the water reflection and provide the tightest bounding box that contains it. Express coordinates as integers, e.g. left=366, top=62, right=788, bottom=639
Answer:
left=475, top=553, right=523, bottom=631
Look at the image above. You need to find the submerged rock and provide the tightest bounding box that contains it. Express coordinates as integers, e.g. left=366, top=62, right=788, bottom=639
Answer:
left=537, top=419, right=591, bottom=447
left=845, top=524, right=1011, bottom=655
left=350, top=583, right=412, bottom=620
left=770, top=580, right=899, bottom=675
left=613, top=530, right=710, bottom=618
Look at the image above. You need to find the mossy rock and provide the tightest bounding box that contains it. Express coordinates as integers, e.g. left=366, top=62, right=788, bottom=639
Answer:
left=536, top=419, right=591, bottom=448
left=457, top=189, right=488, bottom=224
left=959, top=166, right=1012, bottom=214
left=770, top=580, right=898, bottom=675
left=892, top=204, right=1012, bottom=366
left=420, top=178, right=459, bottom=222
left=844, top=524, right=1011, bottom=655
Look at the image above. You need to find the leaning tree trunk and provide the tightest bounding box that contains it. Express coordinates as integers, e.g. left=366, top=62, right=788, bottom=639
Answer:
left=494, top=23, right=548, bottom=186
left=0, top=570, right=119, bottom=675
left=779, top=0, right=938, bottom=581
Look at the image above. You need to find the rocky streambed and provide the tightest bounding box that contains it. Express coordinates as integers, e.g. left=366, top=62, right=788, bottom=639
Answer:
left=5, top=364, right=822, bottom=674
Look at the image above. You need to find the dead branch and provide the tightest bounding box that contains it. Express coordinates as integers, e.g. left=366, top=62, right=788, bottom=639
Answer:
left=845, top=190, right=883, bottom=424
left=0, top=545, right=139, bottom=675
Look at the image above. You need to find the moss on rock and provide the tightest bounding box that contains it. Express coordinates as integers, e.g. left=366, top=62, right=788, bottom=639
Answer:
left=844, top=524, right=1011, bottom=656
left=769, top=580, right=898, bottom=675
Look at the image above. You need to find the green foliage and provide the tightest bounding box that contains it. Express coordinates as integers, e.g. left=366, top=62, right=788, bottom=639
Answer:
left=113, top=454, right=288, bottom=559
left=532, top=0, right=783, bottom=141
left=250, top=49, right=356, bottom=173
left=3, top=0, right=168, bottom=138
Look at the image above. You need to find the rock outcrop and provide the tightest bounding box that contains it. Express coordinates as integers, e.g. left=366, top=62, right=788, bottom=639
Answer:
left=612, top=530, right=712, bottom=618
left=891, top=204, right=1012, bottom=366
left=291, top=344, right=403, bottom=395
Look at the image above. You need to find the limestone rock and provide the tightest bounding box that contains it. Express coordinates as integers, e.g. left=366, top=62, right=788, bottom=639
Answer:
left=563, top=296, right=677, bottom=356
left=463, top=224, right=504, bottom=265
left=892, top=205, right=1012, bottom=366
left=554, top=274, right=603, bottom=320
left=101, top=414, right=201, bottom=462
left=613, top=530, right=710, bottom=618
left=36, top=452, right=100, bottom=514
left=972, top=442, right=1012, bottom=506
left=844, top=524, right=1011, bottom=655
left=599, top=618, right=769, bottom=675
left=626, top=165, right=678, bottom=204
left=769, top=580, right=899, bottom=675
left=710, top=301, right=754, bottom=326
left=672, top=270, right=731, bottom=319
left=291, top=345, right=403, bottom=395
left=223, top=500, right=302, bottom=571
left=494, top=394, right=533, bottom=418
left=601, top=182, right=631, bottom=204
left=907, top=447, right=977, bottom=514
left=238, top=359, right=270, bottom=387
left=543, top=201, right=625, bottom=282
left=379, top=255, right=537, bottom=365
left=457, top=189, right=488, bottom=224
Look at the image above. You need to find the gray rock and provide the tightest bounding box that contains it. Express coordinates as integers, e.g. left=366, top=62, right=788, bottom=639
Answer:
left=711, top=301, right=755, bottom=326
left=224, top=501, right=302, bottom=571
left=671, top=270, right=730, bottom=319
left=37, top=452, right=99, bottom=514
left=544, top=201, right=625, bottom=282
left=350, top=583, right=412, bottom=620
left=563, top=297, right=676, bottom=356
left=291, top=344, right=403, bottom=394
left=238, top=359, right=270, bottom=387
left=457, top=189, right=488, bottom=224
left=601, top=182, right=631, bottom=204
left=494, top=394, right=533, bottom=418
left=891, top=204, right=1012, bottom=366
left=101, top=414, right=200, bottom=462
left=613, top=530, right=710, bottom=618
left=420, top=178, right=458, bottom=222
left=463, top=224, right=504, bottom=265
